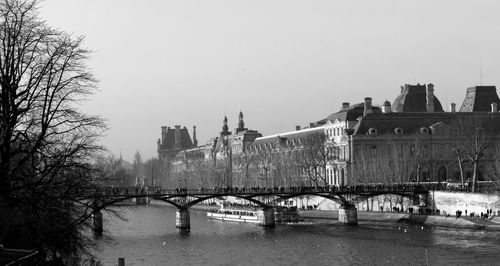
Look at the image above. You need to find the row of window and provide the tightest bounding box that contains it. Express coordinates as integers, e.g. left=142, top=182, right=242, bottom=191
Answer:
left=361, top=143, right=488, bottom=158
left=326, top=168, right=345, bottom=186
left=326, top=126, right=345, bottom=138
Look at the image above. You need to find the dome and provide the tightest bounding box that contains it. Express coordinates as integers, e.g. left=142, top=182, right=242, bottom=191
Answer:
left=392, top=84, right=444, bottom=113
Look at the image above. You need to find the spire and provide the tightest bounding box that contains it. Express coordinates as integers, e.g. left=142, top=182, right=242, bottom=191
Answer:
left=222, top=116, right=228, bottom=132
left=238, top=111, right=245, bottom=130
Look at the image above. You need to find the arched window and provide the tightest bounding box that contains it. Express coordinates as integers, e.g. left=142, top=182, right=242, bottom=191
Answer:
left=453, top=170, right=461, bottom=182
left=368, top=128, right=378, bottom=136
left=421, top=166, right=430, bottom=181
left=341, top=168, right=345, bottom=186
left=334, top=168, right=338, bottom=185
left=438, top=166, right=447, bottom=182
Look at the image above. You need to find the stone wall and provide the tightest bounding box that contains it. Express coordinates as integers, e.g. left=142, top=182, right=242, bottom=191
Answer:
left=431, top=191, right=500, bottom=216
left=315, top=191, right=500, bottom=217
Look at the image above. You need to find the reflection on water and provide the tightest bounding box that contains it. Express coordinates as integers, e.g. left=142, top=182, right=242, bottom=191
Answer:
left=96, top=203, right=500, bottom=266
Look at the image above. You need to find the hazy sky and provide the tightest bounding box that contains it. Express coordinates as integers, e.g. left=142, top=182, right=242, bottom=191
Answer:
left=40, top=0, right=500, bottom=161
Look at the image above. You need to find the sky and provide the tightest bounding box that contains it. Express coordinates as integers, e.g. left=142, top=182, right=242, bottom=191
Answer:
left=39, top=0, right=500, bottom=161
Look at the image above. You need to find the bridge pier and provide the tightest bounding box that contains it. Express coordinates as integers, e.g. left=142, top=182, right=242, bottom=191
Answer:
left=176, top=209, right=190, bottom=231
left=92, top=209, right=103, bottom=235
left=136, top=196, right=148, bottom=205
left=256, top=208, right=275, bottom=227
left=338, top=205, right=358, bottom=225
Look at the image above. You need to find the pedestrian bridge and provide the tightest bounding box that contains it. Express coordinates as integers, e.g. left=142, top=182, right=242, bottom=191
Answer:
left=88, top=184, right=435, bottom=233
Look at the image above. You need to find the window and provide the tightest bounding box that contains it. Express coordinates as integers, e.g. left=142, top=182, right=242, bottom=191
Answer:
left=371, top=145, right=377, bottom=156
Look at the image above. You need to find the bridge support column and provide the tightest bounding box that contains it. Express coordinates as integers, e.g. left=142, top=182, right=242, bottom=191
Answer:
left=176, top=209, right=190, bottom=231
left=338, top=205, right=358, bottom=225
left=257, top=208, right=275, bottom=227
left=136, top=196, right=148, bottom=205
left=92, top=210, right=103, bottom=235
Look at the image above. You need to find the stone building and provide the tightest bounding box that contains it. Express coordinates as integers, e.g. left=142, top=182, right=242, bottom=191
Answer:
left=158, top=112, right=262, bottom=189
left=157, top=84, right=500, bottom=190
left=324, top=84, right=500, bottom=190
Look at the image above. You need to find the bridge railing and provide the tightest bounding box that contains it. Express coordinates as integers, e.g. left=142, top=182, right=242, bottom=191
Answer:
left=93, top=183, right=444, bottom=198
left=91, top=180, right=498, bottom=199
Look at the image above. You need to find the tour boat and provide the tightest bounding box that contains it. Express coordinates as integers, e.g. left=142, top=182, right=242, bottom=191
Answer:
left=207, top=207, right=260, bottom=223
left=207, top=202, right=302, bottom=224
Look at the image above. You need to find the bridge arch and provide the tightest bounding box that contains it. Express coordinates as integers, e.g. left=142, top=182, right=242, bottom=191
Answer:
left=92, top=194, right=185, bottom=210
left=266, top=193, right=345, bottom=206
left=345, top=191, right=426, bottom=207
left=182, top=194, right=272, bottom=209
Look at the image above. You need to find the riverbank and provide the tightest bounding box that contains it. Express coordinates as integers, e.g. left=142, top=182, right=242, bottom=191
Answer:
left=300, top=210, right=500, bottom=230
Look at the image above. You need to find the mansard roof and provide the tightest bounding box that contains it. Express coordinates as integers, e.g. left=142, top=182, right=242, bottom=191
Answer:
left=160, top=127, right=194, bottom=150
left=251, top=127, right=324, bottom=146
left=326, top=103, right=382, bottom=123
left=459, top=86, right=500, bottom=112
left=392, top=84, right=444, bottom=113
left=354, top=112, right=500, bottom=136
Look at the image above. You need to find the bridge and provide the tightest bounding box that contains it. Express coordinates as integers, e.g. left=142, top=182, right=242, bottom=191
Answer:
left=88, top=183, right=437, bottom=233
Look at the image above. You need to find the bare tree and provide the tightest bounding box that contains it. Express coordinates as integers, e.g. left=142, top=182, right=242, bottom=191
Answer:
left=233, top=152, right=256, bottom=188
left=255, top=153, right=272, bottom=187
left=0, top=0, right=106, bottom=263
left=451, top=140, right=467, bottom=189
left=454, top=116, right=494, bottom=192
left=300, top=133, right=331, bottom=187
left=409, top=136, right=429, bottom=184
left=353, top=141, right=416, bottom=185
left=486, top=143, right=500, bottom=190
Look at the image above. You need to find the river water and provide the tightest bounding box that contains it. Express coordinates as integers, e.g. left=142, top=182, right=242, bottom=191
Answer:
left=95, top=202, right=500, bottom=266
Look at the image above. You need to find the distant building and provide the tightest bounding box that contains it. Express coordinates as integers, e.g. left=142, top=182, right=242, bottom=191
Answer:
left=157, top=84, right=500, bottom=190
left=157, top=112, right=262, bottom=188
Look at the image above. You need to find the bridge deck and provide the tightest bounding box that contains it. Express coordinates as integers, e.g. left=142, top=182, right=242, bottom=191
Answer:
left=93, top=183, right=436, bottom=199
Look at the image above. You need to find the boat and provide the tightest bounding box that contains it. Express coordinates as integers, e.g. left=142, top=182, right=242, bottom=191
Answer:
left=207, top=207, right=260, bottom=223
left=207, top=202, right=302, bottom=224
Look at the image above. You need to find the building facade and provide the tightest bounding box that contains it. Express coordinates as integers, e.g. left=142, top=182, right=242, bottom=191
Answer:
left=157, top=84, right=500, bottom=190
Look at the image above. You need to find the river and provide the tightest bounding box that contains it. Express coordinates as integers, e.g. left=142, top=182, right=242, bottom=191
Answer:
left=95, top=202, right=500, bottom=266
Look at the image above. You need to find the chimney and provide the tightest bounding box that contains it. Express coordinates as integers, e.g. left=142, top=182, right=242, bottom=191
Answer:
left=492, top=103, right=498, bottom=113
left=161, top=126, right=167, bottom=144
left=426, top=83, right=435, bottom=113
left=382, top=100, right=392, bottom=114
left=193, top=125, right=198, bottom=146
left=295, top=125, right=301, bottom=131
left=450, top=103, right=456, bottom=113
left=174, top=125, right=181, bottom=148
left=342, top=102, right=350, bottom=109
left=363, top=97, right=372, bottom=116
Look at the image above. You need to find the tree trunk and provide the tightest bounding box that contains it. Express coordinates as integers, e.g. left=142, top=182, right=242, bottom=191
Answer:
left=472, top=161, right=478, bottom=192
left=458, top=159, right=465, bottom=189
left=416, top=163, right=421, bottom=184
